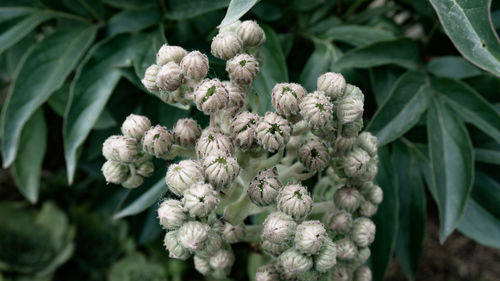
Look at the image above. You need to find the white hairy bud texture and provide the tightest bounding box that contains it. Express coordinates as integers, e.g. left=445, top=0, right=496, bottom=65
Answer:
left=136, top=160, right=154, bottom=177
left=142, top=64, right=160, bottom=93
left=343, top=148, right=371, bottom=177
left=247, top=168, right=282, bottom=206
left=334, top=136, right=357, bottom=152
left=121, top=173, right=143, bottom=188
left=182, top=182, right=219, bottom=218
left=222, top=81, right=247, bottom=114
left=163, top=231, right=191, bottom=260
left=194, top=256, right=211, bottom=275
left=357, top=132, right=378, bottom=157
left=121, top=114, right=151, bottom=140
left=277, top=184, right=313, bottom=221
left=142, top=125, right=174, bottom=159
left=317, top=72, right=347, bottom=100
left=324, top=210, right=353, bottom=234
left=255, top=112, right=292, bottom=152
left=194, top=79, right=229, bottom=115
left=220, top=20, right=241, bottom=33
left=276, top=248, right=313, bottom=280
left=209, top=249, right=235, bottom=270
left=236, top=20, right=266, bottom=47
left=211, top=32, right=243, bottom=60
left=354, top=265, right=372, bottom=281
left=101, top=160, right=129, bottom=184
left=337, top=84, right=364, bottom=124
left=335, top=238, right=358, bottom=260
left=165, top=159, right=204, bottom=196
left=262, top=212, right=297, bottom=244
left=230, top=111, right=258, bottom=151
left=294, top=220, right=327, bottom=255
left=299, top=91, right=334, bottom=129
left=223, top=223, right=245, bottom=243
left=156, top=62, right=184, bottom=92
left=271, top=83, right=307, bottom=116
left=202, top=152, right=240, bottom=189
left=197, top=231, right=223, bottom=258
left=102, top=135, right=138, bottom=163
left=196, top=128, right=234, bottom=158
left=365, top=184, right=383, bottom=205
left=314, top=237, right=337, bottom=272
left=157, top=199, right=187, bottom=229
left=334, top=187, right=362, bottom=213
left=359, top=200, right=378, bottom=217
left=178, top=221, right=211, bottom=251
left=157, top=45, right=187, bottom=66
left=180, top=51, right=209, bottom=81
left=261, top=240, right=289, bottom=256
left=342, top=118, right=363, bottom=138
left=226, top=53, right=260, bottom=85
left=330, top=265, right=352, bottom=281
left=173, top=118, right=202, bottom=147
left=256, top=265, right=279, bottom=281
left=351, top=218, right=376, bottom=247
left=298, top=138, right=330, bottom=172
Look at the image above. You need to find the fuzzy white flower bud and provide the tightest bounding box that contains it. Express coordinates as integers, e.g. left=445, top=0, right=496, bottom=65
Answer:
left=237, top=20, right=266, bottom=47
left=194, top=79, right=229, bottom=114
left=261, top=240, right=289, bottom=256
left=226, top=53, right=259, bottom=85
left=256, top=264, right=279, bottom=281
left=157, top=199, right=186, bottom=229
left=230, top=111, right=258, bottom=151
left=182, top=182, right=219, bottom=218
left=277, top=184, right=313, bottom=221
left=324, top=210, right=352, bottom=234
left=315, top=238, right=337, bottom=272
left=276, top=248, right=313, bottom=280
left=351, top=218, right=376, bottom=247
left=194, top=256, right=211, bottom=275
left=222, top=81, right=247, bottom=114
left=337, top=85, right=364, bottom=124
left=157, top=45, right=187, bottom=66
left=354, top=266, right=372, bottom=281
left=180, top=51, right=209, bottom=80
left=142, top=64, right=160, bottom=93
left=165, top=159, right=204, bottom=196
left=342, top=119, right=363, bottom=138
left=271, top=83, right=307, bottom=116
left=262, top=212, right=297, bottom=244
left=209, top=249, right=235, bottom=270
left=352, top=160, right=378, bottom=183
left=294, top=220, right=327, bottom=255
left=248, top=168, right=282, bottom=206
left=336, top=238, right=358, bottom=260
left=220, top=20, right=241, bottom=33
left=365, top=184, right=383, bottom=205
left=299, top=91, right=334, bottom=129
left=353, top=247, right=371, bottom=268
left=334, top=187, right=362, bottom=213
left=156, top=62, right=184, bottom=92
left=357, top=132, right=378, bottom=157
left=101, top=160, right=128, bottom=184
left=202, top=152, right=240, bottom=189
left=211, top=32, right=243, bottom=60
left=196, top=128, right=234, bottom=158
left=197, top=230, right=223, bottom=258
left=177, top=221, right=211, bottom=251
left=173, top=118, right=201, bottom=147
left=121, top=173, right=143, bottom=188
left=163, top=231, right=191, bottom=260
left=334, top=136, right=357, bottom=152
left=121, top=114, right=151, bottom=140
left=136, top=160, right=154, bottom=177
left=142, top=125, right=174, bottom=159
left=359, top=200, right=378, bottom=217
left=330, top=265, right=352, bottom=281
left=223, top=223, right=245, bottom=243
left=343, top=148, right=370, bottom=177
left=317, top=72, right=346, bottom=100
left=255, top=112, right=292, bottom=152
left=102, top=135, right=138, bottom=163
left=298, top=138, right=330, bottom=172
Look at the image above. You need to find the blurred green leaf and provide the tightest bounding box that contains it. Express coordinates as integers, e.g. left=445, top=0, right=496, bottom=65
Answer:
left=4, top=32, right=35, bottom=76
left=393, top=141, right=426, bottom=281
left=366, top=71, right=431, bottom=146
left=1, top=25, right=97, bottom=168
left=427, top=95, right=474, bottom=242
left=458, top=173, right=500, bottom=248
left=427, top=56, right=482, bottom=79
left=219, top=0, right=258, bottom=28
left=431, top=77, right=500, bottom=143
left=369, top=66, right=404, bottom=106
left=62, top=0, right=105, bottom=20
left=133, top=26, right=167, bottom=80
left=166, top=0, right=229, bottom=20
left=0, top=13, right=51, bottom=55
left=252, top=25, right=288, bottom=114
left=247, top=253, right=269, bottom=281
left=299, top=39, right=341, bottom=91
left=474, top=147, right=500, bottom=165
left=371, top=146, right=399, bottom=281
left=10, top=109, right=46, bottom=204
left=108, top=253, right=166, bottom=281
left=321, top=25, right=396, bottom=47
left=64, top=34, right=145, bottom=184
left=0, top=7, right=38, bottom=23
left=331, top=39, right=419, bottom=71
left=47, top=83, right=71, bottom=116
left=113, top=179, right=168, bottom=219
left=429, top=0, right=500, bottom=76
left=107, top=7, right=162, bottom=36
left=138, top=206, right=162, bottom=245
left=104, top=0, right=149, bottom=9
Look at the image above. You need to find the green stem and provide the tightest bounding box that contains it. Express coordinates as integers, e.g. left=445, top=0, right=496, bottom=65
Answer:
left=241, top=225, right=263, bottom=243
left=311, top=201, right=336, bottom=215
left=278, top=162, right=306, bottom=183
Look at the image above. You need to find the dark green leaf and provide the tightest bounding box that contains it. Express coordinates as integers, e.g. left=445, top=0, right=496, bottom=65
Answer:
left=0, top=7, right=37, bottom=23
left=320, top=25, right=396, bottom=47
left=10, top=109, right=46, bottom=203
left=103, top=0, right=150, bottom=9
left=252, top=25, right=288, bottom=114
left=62, top=0, right=105, bottom=20
left=427, top=95, right=474, bottom=242
left=166, top=0, right=229, bottom=20
left=299, top=39, right=341, bottom=91
left=431, top=77, right=500, bottom=143
left=371, top=146, right=398, bottom=281
left=107, top=7, right=162, bottom=36
left=138, top=206, right=163, bottom=245
left=47, top=83, right=70, bottom=116
left=393, top=141, right=426, bottom=281
left=429, top=0, right=500, bottom=76
left=348, top=6, right=401, bottom=24
left=219, top=0, right=258, bottom=28
left=331, top=39, right=419, bottom=71
left=366, top=71, right=431, bottom=146
left=133, top=26, right=166, bottom=79
left=250, top=1, right=283, bottom=22
left=114, top=179, right=168, bottom=219
left=369, top=66, right=404, bottom=106
left=474, top=147, right=500, bottom=165
left=0, top=13, right=51, bottom=55
left=64, top=34, right=145, bottom=184
left=4, top=31, right=35, bottom=76
left=458, top=173, right=500, bottom=248
left=427, top=56, right=482, bottom=79
left=1, top=25, right=97, bottom=167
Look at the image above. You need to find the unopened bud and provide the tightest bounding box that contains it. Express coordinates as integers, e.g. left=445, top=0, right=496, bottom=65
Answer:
left=324, top=210, right=353, bottom=234
left=202, top=152, right=240, bottom=189
left=182, top=182, right=219, bottom=218
left=271, top=83, right=307, bottom=117
left=277, top=184, right=313, bottom=221
left=180, top=51, right=209, bottom=80
left=353, top=159, right=378, bottom=183
left=317, top=72, right=346, bottom=100
left=236, top=20, right=266, bottom=47
left=194, top=256, right=211, bottom=275
left=365, top=184, right=383, bottom=205
left=164, top=231, right=191, bottom=260
left=226, top=53, right=259, bottom=85
left=298, top=138, right=330, bottom=172
left=121, top=114, right=151, bottom=140
left=248, top=168, right=282, bottom=206
left=142, top=64, right=160, bottom=93
left=158, top=199, right=186, bottom=229
left=101, top=160, right=128, bottom=184
left=136, top=160, right=154, bottom=177
left=314, top=237, right=337, bottom=272
left=358, top=200, right=378, bottom=217
left=157, top=45, right=187, bottom=66
left=156, top=62, right=184, bottom=92
left=256, top=264, right=279, bottom=281
left=334, top=136, right=357, bottom=152
left=222, top=81, right=247, bottom=114
left=165, top=159, right=204, bottom=196
left=342, top=119, right=363, bottom=138
left=121, top=173, right=143, bottom=188
left=173, top=118, right=201, bottom=147
left=220, top=20, right=241, bottom=33
left=330, top=264, right=352, bottom=281
left=354, top=266, right=372, bottom=281
left=276, top=249, right=313, bottom=280
left=230, top=111, right=258, bottom=151
left=337, top=85, right=364, bottom=124
left=294, top=220, right=327, bottom=255
left=351, top=218, right=376, bottom=247
left=334, top=187, right=362, bottom=213
left=261, top=240, right=289, bottom=256
left=255, top=112, right=292, bottom=152
left=223, top=223, right=245, bottom=243
left=198, top=231, right=223, bottom=258
left=142, top=125, right=174, bottom=159
left=357, top=132, right=378, bottom=157
left=194, top=79, right=229, bottom=114
left=209, top=249, right=235, bottom=270
left=343, top=148, right=370, bottom=177
left=196, top=128, right=234, bottom=158
left=336, top=238, right=358, bottom=260
left=262, top=212, right=297, bottom=244
left=102, top=135, right=138, bottom=163
left=299, top=91, right=334, bottom=129
left=211, top=32, right=243, bottom=60
left=178, top=221, right=211, bottom=251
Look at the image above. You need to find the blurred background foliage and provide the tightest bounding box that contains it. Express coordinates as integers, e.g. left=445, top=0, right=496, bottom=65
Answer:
left=0, top=0, right=499, bottom=280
